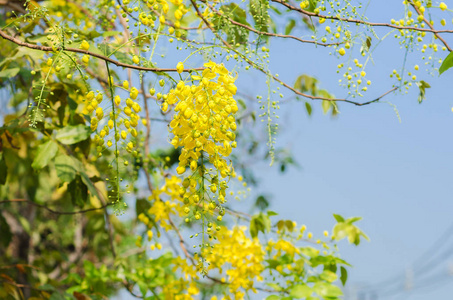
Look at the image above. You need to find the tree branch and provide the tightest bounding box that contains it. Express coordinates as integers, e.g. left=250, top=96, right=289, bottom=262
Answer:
left=204, top=1, right=340, bottom=47
left=271, top=0, right=453, bottom=34
left=191, top=0, right=398, bottom=106
left=0, top=29, right=204, bottom=73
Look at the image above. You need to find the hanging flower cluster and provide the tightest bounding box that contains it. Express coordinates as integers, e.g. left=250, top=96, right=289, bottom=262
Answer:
left=204, top=226, right=265, bottom=298
left=85, top=81, right=143, bottom=158
left=166, top=61, right=238, bottom=173
left=163, top=61, right=239, bottom=224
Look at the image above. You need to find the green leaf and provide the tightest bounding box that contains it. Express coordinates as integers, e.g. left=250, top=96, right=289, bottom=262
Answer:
left=332, top=216, right=369, bottom=245
left=56, top=124, right=90, bottom=145
left=322, top=100, right=331, bottom=114
left=255, top=195, right=269, bottom=210
left=305, top=102, right=312, bottom=116
left=102, top=31, right=122, bottom=37
left=49, top=292, right=66, bottom=300
left=313, top=282, right=343, bottom=298
left=302, top=17, right=315, bottom=32
left=439, top=51, right=453, bottom=75
left=80, top=172, right=98, bottom=197
left=68, top=175, right=88, bottom=207
left=300, top=246, right=320, bottom=258
left=32, top=140, right=58, bottom=169
left=345, top=216, right=362, bottom=224
left=54, top=155, right=81, bottom=182
left=285, top=19, right=296, bottom=35
left=0, top=67, right=20, bottom=78
left=267, top=210, right=278, bottom=217
left=250, top=213, right=271, bottom=238
left=320, top=270, right=338, bottom=283
left=214, top=3, right=250, bottom=45
left=265, top=296, right=281, bottom=300
left=305, top=0, right=318, bottom=12
left=290, top=284, right=312, bottom=298
left=360, top=36, right=372, bottom=55
left=0, top=154, right=7, bottom=185
left=340, top=266, right=348, bottom=286
left=0, top=214, right=12, bottom=247
left=333, top=214, right=345, bottom=222
left=416, top=80, right=431, bottom=103
left=294, top=74, right=318, bottom=94
left=266, top=283, right=282, bottom=292
left=136, top=198, right=151, bottom=216
left=285, top=220, right=295, bottom=232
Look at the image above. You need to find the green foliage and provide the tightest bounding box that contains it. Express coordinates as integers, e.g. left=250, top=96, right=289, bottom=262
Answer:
left=332, top=214, right=370, bottom=246
left=439, top=51, right=453, bottom=75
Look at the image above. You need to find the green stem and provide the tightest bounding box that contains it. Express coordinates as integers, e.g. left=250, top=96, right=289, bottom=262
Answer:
left=105, top=61, right=121, bottom=204
left=32, top=50, right=62, bottom=127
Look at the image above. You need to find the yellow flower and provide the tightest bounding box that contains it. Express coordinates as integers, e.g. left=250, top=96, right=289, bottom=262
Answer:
left=130, top=87, right=139, bottom=99
left=176, top=62, right=184, bottom=74
left=440, top=2, right=447, bottom=11
left=80, top=40, right=90, bottom=51
left=114, top=95, right=121, bottom=106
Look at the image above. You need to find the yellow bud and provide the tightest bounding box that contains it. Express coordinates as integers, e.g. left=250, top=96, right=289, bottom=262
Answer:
left=176, top=166, right=186, bottom=174
left=80, top=40, right=90, bottom=51
left=130, top=87, right=139, bottom=99
left=114, top=95, right=121, bottom=106
left=176, top=62, right=184, bottom=74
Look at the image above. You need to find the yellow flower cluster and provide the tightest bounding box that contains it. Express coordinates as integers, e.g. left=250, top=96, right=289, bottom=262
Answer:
left=204, top=226, right=265, bottom=298
left=146, top=176, right=185, bottom=230
left=84, top=81, right=143, bottom=157
left=167, top=61, right=238, bottom=179
left=268, top=239, right=300, bottom=259
left=164, top=61, right=239, bottom=227
left=142, top=0, right=189, bottom=28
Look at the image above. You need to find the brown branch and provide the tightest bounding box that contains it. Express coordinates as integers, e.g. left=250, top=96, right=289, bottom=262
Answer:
left=271, top=0, right=453, bottom=34
left=168, top=216, right=194, bottom=264
left=0, top=29, right=204, bottom=73
left=0, top=199, right=111, bottom=215
left=191, top=0, right=398, bottom=106
left=204, top=1, right=340, bottom=47
left=140, top=79, right=154, bottom=192
left=408, top=2, right=452, bottom=51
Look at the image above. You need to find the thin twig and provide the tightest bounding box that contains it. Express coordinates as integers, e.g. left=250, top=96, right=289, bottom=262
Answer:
left=0, top=199, right=111, bottom=215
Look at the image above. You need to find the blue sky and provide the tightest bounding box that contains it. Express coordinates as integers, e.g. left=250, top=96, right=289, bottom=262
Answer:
left=244, top=1, right=453, bottom=298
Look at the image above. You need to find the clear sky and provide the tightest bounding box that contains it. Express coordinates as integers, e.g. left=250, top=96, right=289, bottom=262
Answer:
left=244, top=1, right=453, bottom=299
